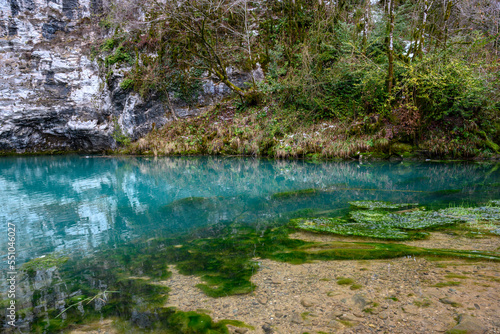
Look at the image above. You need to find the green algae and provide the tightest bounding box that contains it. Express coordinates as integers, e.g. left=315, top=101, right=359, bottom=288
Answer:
left=349, top=201, right=418, bottom=210
left=293, top=216, right=418, bottom=240
left=15, top=200, right=500, bottom=333
left=350, top=283, right=363, bottom=290
left=24, top=255, right=240, bottom=333
left=271, top=188, right=318, bottom=199
left=389, top=211, right=465, bottom=230
left=433, top=281, right=461, bottom=287
left=336, top=278, right=354, bottom=285
left=20, top=232, right=500, bottom=333
left=432, top=189, right=462, bottom=195
left=445, top=274, right=468, bottom=279
left=293, top=200, right=499, bottom=240
left=439, top=206, right=500, bottom=223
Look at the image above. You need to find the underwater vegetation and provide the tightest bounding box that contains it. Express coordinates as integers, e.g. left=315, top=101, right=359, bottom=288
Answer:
left=294, top=200, right=500, bottom=240
left=348, top=201, right=418, bottom=210
left=271, top=188, right=318, bottom=199
left=439, top=204, right=500, bottom=222
left=5, top=200, right=500, bottom=333
left=292, top=216, right=420, bottom=240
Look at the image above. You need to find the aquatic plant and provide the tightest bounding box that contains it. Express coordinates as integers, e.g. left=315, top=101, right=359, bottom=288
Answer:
left=348, top=201, right=418, bottom=210
left=294, top=200, right=498, bottom=239
left=389, top=211, right=465, bottom=230
left=292, top=217, right=418, bottom=240
left=12, top=200, right=500, bottom=333
left=271, top=188, right=318, bottom=199
left=439, top=206, right=500, bottom=223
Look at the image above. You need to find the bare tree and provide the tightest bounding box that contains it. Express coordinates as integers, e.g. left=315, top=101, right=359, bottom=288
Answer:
left=146, top=0, right=261, bottom=99
left=416, top=0, right=434, bottom=59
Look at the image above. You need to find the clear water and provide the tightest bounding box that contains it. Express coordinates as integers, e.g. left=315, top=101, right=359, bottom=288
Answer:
left=1, top=156, right=499, bottom=268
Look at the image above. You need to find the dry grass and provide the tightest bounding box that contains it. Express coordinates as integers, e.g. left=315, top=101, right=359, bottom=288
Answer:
left=128, top=103, right=387, bottom=158
left=126, top=102, right=494, bottom=159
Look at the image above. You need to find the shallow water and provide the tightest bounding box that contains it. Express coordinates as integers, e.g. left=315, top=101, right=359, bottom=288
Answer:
left=1, top=156, right=500, bottom=333
left=1, top=156, right=499, bottom=267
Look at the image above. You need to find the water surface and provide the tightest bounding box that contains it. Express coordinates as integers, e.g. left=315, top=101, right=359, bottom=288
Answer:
left=1, top=156, right=499, bottom=267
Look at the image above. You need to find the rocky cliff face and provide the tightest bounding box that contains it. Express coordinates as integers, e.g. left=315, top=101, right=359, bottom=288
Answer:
left=0, top=0, right=248, bottom=153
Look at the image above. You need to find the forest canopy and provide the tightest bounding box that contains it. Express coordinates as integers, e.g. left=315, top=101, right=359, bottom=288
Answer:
left=94, top=0, right=500, bottom=156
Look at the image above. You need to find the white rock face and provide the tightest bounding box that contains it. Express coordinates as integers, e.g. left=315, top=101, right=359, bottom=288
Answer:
left=0, top=0, right=257, bottom=152
left=0, top=0, right=114, bottom=151
left=0, top=0, right=173, bottom=152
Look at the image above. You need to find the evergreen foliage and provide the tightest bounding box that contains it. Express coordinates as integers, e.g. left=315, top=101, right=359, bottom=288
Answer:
left=94, top=0, right=500, bottom=157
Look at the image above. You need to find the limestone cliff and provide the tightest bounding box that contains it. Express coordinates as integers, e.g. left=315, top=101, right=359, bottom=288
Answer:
left=0, top=0, right=244, bottom=152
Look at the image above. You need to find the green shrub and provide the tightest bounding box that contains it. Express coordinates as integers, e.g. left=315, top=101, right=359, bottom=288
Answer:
left=105, top=46, right=133, bottom=66
left=119, top=78, right=134, bottom=90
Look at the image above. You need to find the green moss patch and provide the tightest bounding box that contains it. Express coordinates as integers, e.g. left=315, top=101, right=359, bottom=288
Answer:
left=22, top=254, right=69, bottom=271
left=293, top=216, right=422, bottom=240
left=439, top=206, right=500, bottom=223
left=271, top=188, right=318, bottom=199
left=292, top=200, right=498, bottom=240
left=349, top=201, right=418, bottom=210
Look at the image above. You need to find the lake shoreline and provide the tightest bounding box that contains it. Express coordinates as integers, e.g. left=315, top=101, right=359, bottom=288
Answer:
left=1, top=151, right=500, bottom=163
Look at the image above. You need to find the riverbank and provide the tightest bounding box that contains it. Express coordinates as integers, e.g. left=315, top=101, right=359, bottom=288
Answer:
left=1, top=98, right=499, bottom=161
left=122, top=102, right=500, bottom=161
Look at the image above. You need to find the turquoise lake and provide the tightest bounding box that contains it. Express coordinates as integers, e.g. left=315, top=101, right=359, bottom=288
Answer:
left=1, top=156, right=499, bottom=268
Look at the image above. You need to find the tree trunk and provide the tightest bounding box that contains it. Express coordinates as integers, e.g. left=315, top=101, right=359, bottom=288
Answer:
left=418, top=0, right=433, bottom=59
left=387, top=0, right=394, bottom=96
left=362, top=0, right=370, bottom=49
left=442, top=0, right=452, bottom=51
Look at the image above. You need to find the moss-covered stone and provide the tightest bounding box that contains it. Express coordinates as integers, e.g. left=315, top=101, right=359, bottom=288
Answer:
left=22, top=254, right=69, bottom=271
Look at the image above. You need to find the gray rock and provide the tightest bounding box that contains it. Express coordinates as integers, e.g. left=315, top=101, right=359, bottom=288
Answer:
left=449, top=314, right=488, bottom=334
left=339, top=313, right=364, bottom=322
left=262, top=323, right=273, bottom=334
left=378, top=312, right=389, bottom=320
left=352, top=293, right=369, bottom=309
left=300, top=297, right=315, bottom=307
left=290, top=312, right=303, bottom=324
left=327, top=320, right=344, bottom=329
left=271, top=278, right=282, bottom=284
left=257, top=297, right=268, bottom=305
left=439, top=298, right=460, bottom=307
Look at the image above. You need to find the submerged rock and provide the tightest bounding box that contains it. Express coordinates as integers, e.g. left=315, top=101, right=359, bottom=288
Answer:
left=448, top=314, right=488, bottom=334
left=300, top=297, right=315, bottom=307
